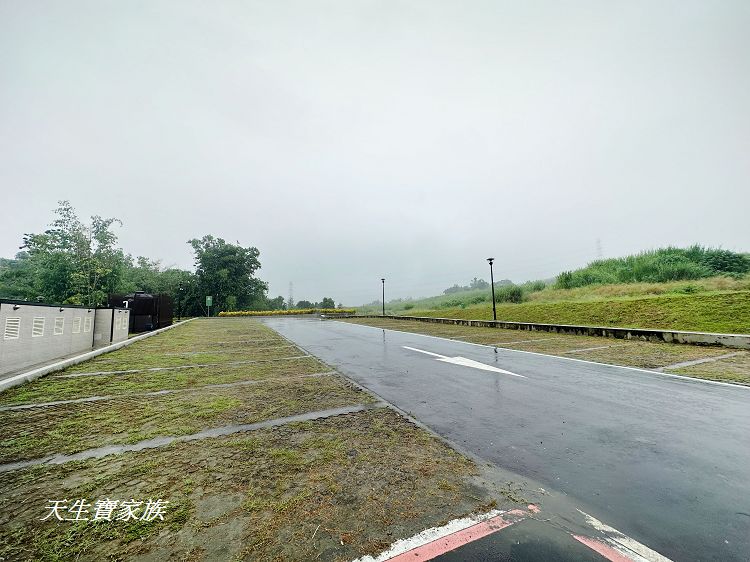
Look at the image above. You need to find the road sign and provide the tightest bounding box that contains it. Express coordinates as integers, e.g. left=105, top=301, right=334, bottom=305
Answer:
left=206, top=296, right=213, bottom=307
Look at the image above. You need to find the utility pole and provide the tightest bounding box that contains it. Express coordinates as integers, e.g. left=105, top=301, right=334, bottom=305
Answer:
left=381, top=278, right=386, bottom=316
left=487, top=258, right=497, bottom=322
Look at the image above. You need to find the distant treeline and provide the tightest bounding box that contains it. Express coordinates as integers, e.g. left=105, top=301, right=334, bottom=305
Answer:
left=555, top=246, right=750, bottom=289
left=0, top=201, right=340, bottom=315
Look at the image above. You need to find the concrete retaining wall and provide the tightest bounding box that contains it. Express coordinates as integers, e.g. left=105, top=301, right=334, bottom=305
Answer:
left=351, top=315, right=750, bottom=350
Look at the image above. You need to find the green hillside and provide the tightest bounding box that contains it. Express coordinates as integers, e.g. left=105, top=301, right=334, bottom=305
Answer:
left=357, top=246, right=750, bottom=333
left=396, top=291, right=750, bottom=334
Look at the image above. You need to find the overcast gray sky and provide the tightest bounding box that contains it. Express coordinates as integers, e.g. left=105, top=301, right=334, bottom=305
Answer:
left=1, top=1, right=748, bottom=305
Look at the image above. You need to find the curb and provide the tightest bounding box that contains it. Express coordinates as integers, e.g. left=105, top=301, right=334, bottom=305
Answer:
left=345, top=315, right=750, bottom=350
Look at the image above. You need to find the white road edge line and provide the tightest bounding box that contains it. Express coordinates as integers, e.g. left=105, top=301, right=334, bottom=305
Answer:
left=335, top=321, right=750, bottom=390
left=402, top=346, right=525, bottom=378
left=350, top=509, right=505, bottom=562
left=577, top=510, right=673, bottom=562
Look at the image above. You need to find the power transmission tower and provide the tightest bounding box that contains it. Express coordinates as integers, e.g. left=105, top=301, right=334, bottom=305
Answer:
left=288, top=282, right=294, bottom=309
left=596, top=238, right=604, bottom=259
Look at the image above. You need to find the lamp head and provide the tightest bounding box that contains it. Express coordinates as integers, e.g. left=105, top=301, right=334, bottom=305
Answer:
left=487, top=258, right=494, bottom=265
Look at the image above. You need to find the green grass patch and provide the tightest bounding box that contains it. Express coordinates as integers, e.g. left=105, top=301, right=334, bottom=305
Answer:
left=0, top=376, right=373, bottom=463
left=399, top=291, right=750, bottom=333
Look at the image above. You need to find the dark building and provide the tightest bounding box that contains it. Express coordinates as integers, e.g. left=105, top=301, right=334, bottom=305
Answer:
left=108, top=292, right=173, bottom=333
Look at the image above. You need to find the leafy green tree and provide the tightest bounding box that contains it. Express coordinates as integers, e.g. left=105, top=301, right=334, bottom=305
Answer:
left=319, top=297, right=335, bottom=308
left=296, top=300, right=314, bottom=309
left=188, top=235, right=267, bottom=313
left=267, top=296, right=286, bottom=310
left=21, top=201, right=126, bottom=305
left=0, top=253, right=36, bottom=300
left=120, top=256, right=195, bottom=307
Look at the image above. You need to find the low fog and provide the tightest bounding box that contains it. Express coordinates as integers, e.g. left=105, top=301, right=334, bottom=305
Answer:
left=1, top=1, right=748, bottom=304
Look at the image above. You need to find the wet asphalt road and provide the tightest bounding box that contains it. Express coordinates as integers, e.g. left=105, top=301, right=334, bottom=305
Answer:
left=265, top=317, right=750, bottom=562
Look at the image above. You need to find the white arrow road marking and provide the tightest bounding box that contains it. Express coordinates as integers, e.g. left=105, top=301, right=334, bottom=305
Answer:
left=402, top=346, right=526, bottom=378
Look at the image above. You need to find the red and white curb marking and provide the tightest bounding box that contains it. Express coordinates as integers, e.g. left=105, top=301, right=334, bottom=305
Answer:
left=351, top=508, right=527, bottom=562
left=573, top=510, right=673, bottom=562
left=352, top=505, right=673, bottom=562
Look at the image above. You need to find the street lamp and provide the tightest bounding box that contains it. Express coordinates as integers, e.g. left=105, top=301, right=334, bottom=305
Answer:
left=177, top=283, right=184, bottom=321
left=381, top=278, right=386, bottom=316
left=487, top=258, right=497, bottom=322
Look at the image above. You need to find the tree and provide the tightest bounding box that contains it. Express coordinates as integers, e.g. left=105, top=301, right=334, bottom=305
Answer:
left=296, top=300, right=314, bottom=309
left=0, top=253, right=36, bottom=300
left=120, top=256, right=195, bottom=307
left=188, top=235, right=267, bottom=313
left=469, top=277, right=489, bottom=290
left=267, top=296, right=286, bottom=310
left=319, top=297, right=335, bottom=308
left=21, top=201, right=126, bottom=306
left=443, top=284, right=464, bottom=294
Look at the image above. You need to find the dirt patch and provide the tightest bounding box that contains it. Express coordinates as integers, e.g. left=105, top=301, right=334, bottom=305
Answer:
left=0, top=409, right=506, bottom=561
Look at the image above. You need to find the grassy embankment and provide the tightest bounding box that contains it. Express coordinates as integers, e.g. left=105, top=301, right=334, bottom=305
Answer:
left=358, top=246, right=750, bottom=334
left=394, top=291, right=750, bottom=334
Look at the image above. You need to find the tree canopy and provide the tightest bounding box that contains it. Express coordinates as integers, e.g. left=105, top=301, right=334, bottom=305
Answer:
left=188, top=235, right=267, bottom=313
left=0, top=201, right=340, bottom=315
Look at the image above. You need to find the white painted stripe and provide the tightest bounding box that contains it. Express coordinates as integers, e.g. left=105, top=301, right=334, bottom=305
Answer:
left=350, top=510, right=505, bottom=562
left=335, top=321, right=750, bottom=390
left=54, top=355, right=312, bottom=378
left=656, top=352, right=742, bottom=372
left=578, top=510, right=673, bottom=562
left=563, top=344, right=630, bottom=354
left=493, top=337, right=560, bottom=345
left=162, top=344, right=296, bottom=355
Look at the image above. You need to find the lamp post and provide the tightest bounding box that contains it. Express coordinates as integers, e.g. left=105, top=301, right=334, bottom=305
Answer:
left=487, top=258, right=497, bottom=321
left=177, top=283, right=184, bottom=321
left=381, top=278, right=386, bottom=316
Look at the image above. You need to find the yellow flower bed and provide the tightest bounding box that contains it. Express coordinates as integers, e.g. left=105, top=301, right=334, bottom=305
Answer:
left=218, top=308, right=356, bottom=317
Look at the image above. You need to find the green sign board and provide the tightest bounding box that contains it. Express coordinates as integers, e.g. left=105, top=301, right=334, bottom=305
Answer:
left=206, top=296, right=213, bottom=307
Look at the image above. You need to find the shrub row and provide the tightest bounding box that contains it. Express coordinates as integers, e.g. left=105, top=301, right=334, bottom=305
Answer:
left=218, top=308, right=355, bottom=317
left=556, top=246, right=750, bottom=289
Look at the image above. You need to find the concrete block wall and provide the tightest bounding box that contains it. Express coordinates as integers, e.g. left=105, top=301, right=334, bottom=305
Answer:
left=0, top=302, right=131, bottom=376
left=93, top=308, right=130, bottom=349
left=111, top=308, right=130, bottom=345
left=0, top=302, right=95, bottom=375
